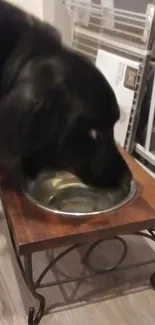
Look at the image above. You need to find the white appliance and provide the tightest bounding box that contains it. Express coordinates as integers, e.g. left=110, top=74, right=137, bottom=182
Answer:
left=96, top=49, right=140, bottom=147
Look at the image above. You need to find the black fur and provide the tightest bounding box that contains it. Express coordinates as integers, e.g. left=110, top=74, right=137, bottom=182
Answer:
left=0, top=0, right=131, bottom=188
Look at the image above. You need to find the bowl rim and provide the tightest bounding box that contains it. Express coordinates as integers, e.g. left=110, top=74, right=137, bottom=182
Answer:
left=22, top=175, right=137, bottom=217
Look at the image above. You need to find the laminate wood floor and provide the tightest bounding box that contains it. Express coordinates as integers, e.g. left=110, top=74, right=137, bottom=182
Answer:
left=0, top=201, right=155, bottom=325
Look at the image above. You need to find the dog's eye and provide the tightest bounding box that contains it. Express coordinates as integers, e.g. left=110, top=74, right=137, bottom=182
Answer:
left=89, top=129, right=101, bottom=140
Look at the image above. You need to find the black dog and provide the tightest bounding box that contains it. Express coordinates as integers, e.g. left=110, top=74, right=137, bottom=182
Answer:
left=0, top=0, right=131, bottom=189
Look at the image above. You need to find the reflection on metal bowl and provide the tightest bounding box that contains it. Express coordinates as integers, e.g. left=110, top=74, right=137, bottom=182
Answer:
left=22, top=171, right=137, bottom=217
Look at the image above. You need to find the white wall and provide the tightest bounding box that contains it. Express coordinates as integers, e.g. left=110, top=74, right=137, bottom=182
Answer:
left=113, top=0, right=152, bottom=13
left=6, top=0, right=72, bottom=46
left=43, top=0, right=72, bottom=47
left=6, top=0, right=43, bottom=19
left=96, top=0, right=152, bottom=13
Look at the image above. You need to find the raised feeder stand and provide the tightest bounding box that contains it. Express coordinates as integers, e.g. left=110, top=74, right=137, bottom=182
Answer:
left=1, top=149, right=155, bottom=325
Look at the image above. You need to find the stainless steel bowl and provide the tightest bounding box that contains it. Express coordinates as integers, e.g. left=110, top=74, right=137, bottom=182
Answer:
left=22, top=171, right=137, bottom=217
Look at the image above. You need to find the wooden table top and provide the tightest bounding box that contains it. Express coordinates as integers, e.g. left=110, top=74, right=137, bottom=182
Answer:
left=1, top=148, right=155, bottom=255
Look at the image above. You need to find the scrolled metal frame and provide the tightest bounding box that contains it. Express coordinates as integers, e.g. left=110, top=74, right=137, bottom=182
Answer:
left=7, top=222, right=155, bottom=325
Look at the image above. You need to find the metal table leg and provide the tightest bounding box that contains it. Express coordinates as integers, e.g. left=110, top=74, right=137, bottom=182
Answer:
left=24, top=255, right=45, bottom=325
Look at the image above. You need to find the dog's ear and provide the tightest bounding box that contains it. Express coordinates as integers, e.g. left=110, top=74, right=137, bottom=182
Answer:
left=0, top=57, right=68, bottom=170
left=31, top=57, right=65, bottom=99
left=26, top=57, right=72, bottom=139
left=0, top=82, right=36, bottom=168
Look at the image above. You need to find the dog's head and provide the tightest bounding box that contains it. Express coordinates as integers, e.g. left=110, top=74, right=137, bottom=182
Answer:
left=14, top=47, right=131, bottom=189
left=0, top=40, right=131, bottom=188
